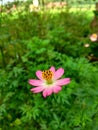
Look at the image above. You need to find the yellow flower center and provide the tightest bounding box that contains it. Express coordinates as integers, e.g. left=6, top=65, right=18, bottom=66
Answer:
left=42, top=70, right=54, bottom=84
left=92, top=34, right=97, bottom=38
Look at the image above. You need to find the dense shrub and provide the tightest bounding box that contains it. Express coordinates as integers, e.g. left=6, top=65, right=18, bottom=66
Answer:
left=0, top=54, right=98, bottom=130
left=0, top=6, right=98, bottom=130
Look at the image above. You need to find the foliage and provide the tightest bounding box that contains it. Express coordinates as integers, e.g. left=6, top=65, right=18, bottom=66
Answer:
left=0, top=5, right=98, bottom=130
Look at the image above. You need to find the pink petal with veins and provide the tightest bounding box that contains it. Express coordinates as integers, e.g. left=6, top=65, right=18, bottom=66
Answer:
left=56, top=78, right=70, bottom=86
left=36, top=70, right=43, bottom=80
left=31, top=86, right=45, bottom=93
left=53, top=86, right=62, bottom=93
left=28, top=79, right=42, bottom=86
left=42, top=88, right=53, bottom=98
left=54, top=68, right=64, bottom=80
left=50, top=66, right=55, bottom=73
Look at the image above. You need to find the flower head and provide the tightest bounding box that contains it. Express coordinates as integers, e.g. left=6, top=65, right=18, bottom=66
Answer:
left=28, top=66, right=70, bottom=98
left=90, top=33, right=98, bottom=42
left=84, top=43, right=90, bottom=48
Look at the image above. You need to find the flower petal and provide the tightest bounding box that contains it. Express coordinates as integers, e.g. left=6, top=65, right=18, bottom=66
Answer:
left=42, top=88, right=53, bottom=98
left=36, top=70, right=43, bottom=80
left=90, top=34, right=98, bottom=42
left=56, top=78, right=70, bottom=86
left=28, top=79, right=43, bottom=86
left=53, top=86, right=62, bottom=93
left=54, top=68, right=64, bottom=80
left=50, top=66, right=55, bottom=73
left=31, top=86, right=45, bottom=93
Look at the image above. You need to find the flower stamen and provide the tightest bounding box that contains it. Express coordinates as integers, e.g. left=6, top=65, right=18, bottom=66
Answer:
left=93, top=34, right=97, bottom=38
left=42, top=70, right=53, bottom=82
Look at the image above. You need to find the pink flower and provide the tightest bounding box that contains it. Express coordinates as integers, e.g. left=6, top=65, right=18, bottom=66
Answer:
left=28, top=66, right=70, bottom=98
left=90, top=33, right=98, bottom=42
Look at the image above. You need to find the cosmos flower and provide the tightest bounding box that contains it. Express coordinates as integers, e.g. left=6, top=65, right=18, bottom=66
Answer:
left=90, top=33, right=98, bottom=42
left=28, top=66, right=70, bottom=98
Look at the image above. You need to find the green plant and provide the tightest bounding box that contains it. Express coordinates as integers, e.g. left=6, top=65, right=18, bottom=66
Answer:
left=0, top=4, right=98, bottom=130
